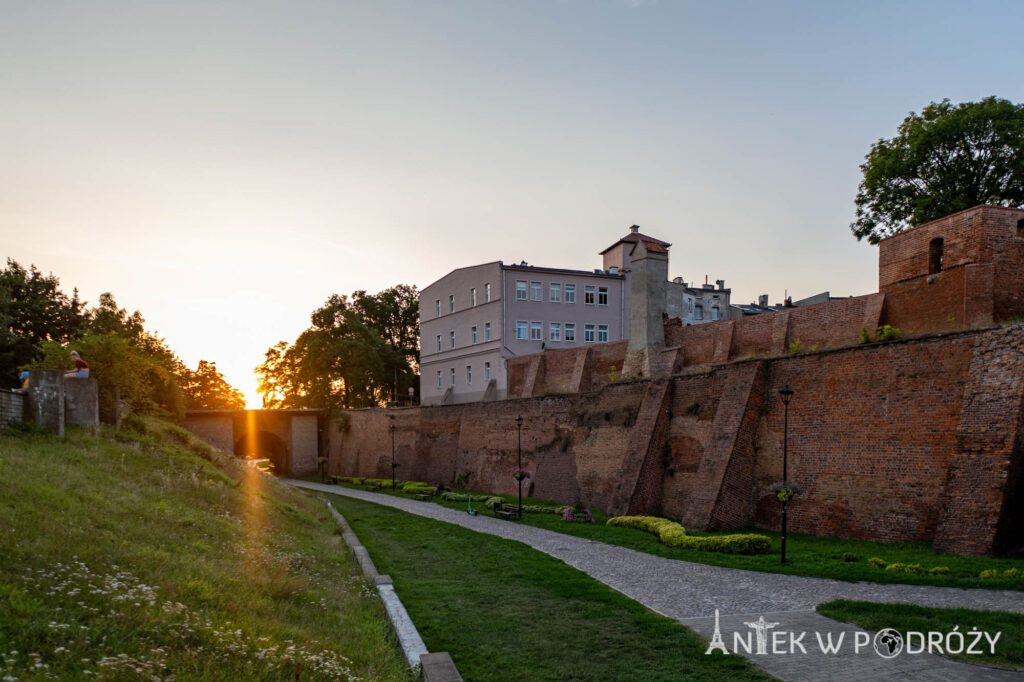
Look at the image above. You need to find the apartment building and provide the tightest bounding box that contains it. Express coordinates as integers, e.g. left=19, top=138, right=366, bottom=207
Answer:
left=419, top=225, right=731, bottom=405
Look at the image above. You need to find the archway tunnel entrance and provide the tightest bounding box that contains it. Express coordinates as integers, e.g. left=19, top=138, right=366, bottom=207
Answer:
left=234, top=430, right=287, bottom=475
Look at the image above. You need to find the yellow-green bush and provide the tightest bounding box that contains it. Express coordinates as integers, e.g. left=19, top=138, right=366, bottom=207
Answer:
left=400, top=482, right=435, bottom=494
left=607, top=516, right=770, bottom=555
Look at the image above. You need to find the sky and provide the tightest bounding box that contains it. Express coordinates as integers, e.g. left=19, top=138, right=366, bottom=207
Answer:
left=3, top=0, right=1024, bottom=407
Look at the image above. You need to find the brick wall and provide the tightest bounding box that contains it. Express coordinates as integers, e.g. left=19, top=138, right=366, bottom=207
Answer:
left=0, top=390, right=25, bottom=427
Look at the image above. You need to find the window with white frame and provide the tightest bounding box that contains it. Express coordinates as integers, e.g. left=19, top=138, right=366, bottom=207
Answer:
left=466, top=365, right=472, bottom=384
left=585, top=286, right=596, bottom=305
left=530, top=281, right=542, bottom=301
left=530, top=321, right=542, bottom=340
left=598, top=324, right=609, bottom=342
left=484, top=362, right=491, bottom=381
left=435, top=299, right=440, bottom=318
left=436, top=334, right=441, bottom=352
left=472, top=326, right=477, bottom=343
left=516, top=321, right=528, bottom=340
left=484, top=283, right=491, bottom=302
left=598, top=287, right=608, bottom=306
left=565, top=284, right=576, bottom=303
left=550, top=322, right=561, bottom=341
left=516, top=281, right=527, bottom=300
left=470, top=288, right=476, bottom=306
left=485, top=322, right=491, bottom=341
left=450, top=368, right=455, bottom=386
left=565, top=323, right=576, bottom=341
left=436, top=370, right=441, bottom=388
left=584, top=324, right=595, bottom=342
left=449, top=295, right=454, bottom=313
left=449, top=330, right=455, bottom=348
left=550, top=283, right=561, bottom=303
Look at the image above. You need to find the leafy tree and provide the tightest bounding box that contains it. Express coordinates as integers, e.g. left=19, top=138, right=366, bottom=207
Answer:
left=181, top=360, right=247, bottom=410
left=0, top=259, right=84, bottom=386
left=852, top=97, right=1024, bottom=244
left=256, top=286, right=419, bottom=410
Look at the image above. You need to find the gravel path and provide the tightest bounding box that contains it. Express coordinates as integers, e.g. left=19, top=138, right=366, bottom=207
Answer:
left=283, top=480, right=1024, bottom=681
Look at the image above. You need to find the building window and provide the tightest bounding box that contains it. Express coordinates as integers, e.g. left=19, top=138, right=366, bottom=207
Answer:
left=450, top=330, right=455, bottom=348
left=484, top=362, right=491, bottom=381
left=516, top=321, right=528, bottom=340
left=485, top=283, right=491, bottom=302
left=585, top=285, right=596, bottom=305
left=470, top=288, right=477, bottom=306
left=530, top=321, right=542, bottom=340
left=929, top=237, right=944, bottom=274
left=436, top=371, right=442, bottom=388
left=584, top=324, right=595, bottom=342
left=466, top=365, right=472, bottom=384
left=530, top=281, right=542, bottom=301
left=472, top=326, right=478, bottom=344
left=565, top=323, right=576, bottom=342
left=565, top=284, right=576, bottom=304
left=598, top=287, right=608, bottom=306
left=436, top=334, right=441, bottom=352
left=598, top=324, right=608, bottom=342
left=450, top=368, right=455, bottom=386
left=435, top=299, right=440, bottom=318
left=516, top=281, right=527, bottom=301
left=550, top=283, right=561, bottom=303
left=695, top=305, right=703, bottom=320
left=711, top=307, right=720, bottom=321
left=449, top=295, right=454, bottom=313
left=485, top=322, right=491, bottom=341
left=550, top=322, right=561, bottom=341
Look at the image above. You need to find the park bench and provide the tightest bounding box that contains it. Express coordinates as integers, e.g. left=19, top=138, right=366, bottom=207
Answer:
left=414, top=487, right=438, bottom=500
left=492, top=501, right=520, bottom=520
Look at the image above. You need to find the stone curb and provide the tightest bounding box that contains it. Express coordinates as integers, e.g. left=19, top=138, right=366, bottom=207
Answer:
left=323, top=500, right=462, bottom=681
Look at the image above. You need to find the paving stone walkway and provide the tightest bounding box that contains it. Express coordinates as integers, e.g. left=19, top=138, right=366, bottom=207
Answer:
left=283, top=480, right=1024, bottom=681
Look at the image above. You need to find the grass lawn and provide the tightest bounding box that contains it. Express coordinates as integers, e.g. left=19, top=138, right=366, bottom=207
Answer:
left=328, top=481, right=1024, bottom=591
left=817, top=600, right=1024, bottom=670
left=0, top=419, right=410, bottom=681
left=323, top=493, right=772, bottom=682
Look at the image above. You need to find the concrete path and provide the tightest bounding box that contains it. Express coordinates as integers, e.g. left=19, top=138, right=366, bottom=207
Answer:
left=283, top=480, right=1024, bottom=681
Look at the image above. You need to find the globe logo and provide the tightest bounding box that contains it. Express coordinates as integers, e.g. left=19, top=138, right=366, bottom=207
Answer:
left=873, top=628, right=904, bottom=658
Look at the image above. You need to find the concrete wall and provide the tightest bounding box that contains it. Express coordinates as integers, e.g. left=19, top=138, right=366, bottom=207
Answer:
left=329, top=324, right=1024, bottom=555
left=64, top=378, right=99, bottom=428
left=0, top=389, right=25, bottom=427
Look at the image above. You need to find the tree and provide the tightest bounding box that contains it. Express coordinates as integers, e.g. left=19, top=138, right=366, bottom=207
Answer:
left=851, top=97, right=1024, bottom=244
left=181, top=360, right=246, bottom=410
left=0, top=259, right=84, bottom=386
left=255, top=286, right=420, bottom=410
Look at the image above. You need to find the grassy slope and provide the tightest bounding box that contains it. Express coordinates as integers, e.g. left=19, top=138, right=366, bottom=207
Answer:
left=0, top=419, right=409, bottom=681
left=325, top=493, right=773, bottom=682
left=817, top=600, right=1024, bottom=669
left=333, top=482, right=1024, bottom=591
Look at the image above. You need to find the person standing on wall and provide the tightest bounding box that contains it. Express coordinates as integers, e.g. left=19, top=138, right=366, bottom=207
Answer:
left=65, top=350, right=89, bottom=379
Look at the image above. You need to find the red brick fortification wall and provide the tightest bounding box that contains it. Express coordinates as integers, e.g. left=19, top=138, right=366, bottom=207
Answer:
left=328, top=380, right=653, bottom=512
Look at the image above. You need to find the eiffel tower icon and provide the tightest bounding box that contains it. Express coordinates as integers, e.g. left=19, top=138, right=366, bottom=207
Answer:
left=705, top=609, right=729, bottom=655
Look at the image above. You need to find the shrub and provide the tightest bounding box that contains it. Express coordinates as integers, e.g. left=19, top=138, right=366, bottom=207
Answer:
left=904, top=563, right=925, bottom=574
left=859, top=327, right=872, bottom=344
left=875, top=325, right=902, bottom=341
left=788, top=339, right=804, bottom=354
left=979, top=569, right=999, bottom=579
left=928, top=566, right=950, bottom=576
left=867, top=557, right=887, bottom=569
left=400, top=481, right=435, bottom=494
left=606, top=516, right=770, bottom=555
left=885, top=563, right=906, bottom=573
left=1003, top=568, right=1021, bottom=580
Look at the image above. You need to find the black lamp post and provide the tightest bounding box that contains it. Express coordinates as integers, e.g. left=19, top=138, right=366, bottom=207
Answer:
left=390, top=417, right=396, bottom=491
left=778, top=385, right=794, bottom=564
left=516, top=415, right=523, bottom=517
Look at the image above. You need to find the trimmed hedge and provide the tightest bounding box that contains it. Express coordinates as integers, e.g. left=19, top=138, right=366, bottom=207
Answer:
left=607, top=516, right=770, bottom=555
left=401, top=482, right=436, bottom=494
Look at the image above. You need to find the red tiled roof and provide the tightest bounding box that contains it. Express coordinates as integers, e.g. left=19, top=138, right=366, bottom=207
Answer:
left=599, top=229, right=671, bottom=255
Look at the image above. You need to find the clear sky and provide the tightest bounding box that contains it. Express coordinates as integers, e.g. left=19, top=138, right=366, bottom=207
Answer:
left=3, top=1, right=1023, bottom=406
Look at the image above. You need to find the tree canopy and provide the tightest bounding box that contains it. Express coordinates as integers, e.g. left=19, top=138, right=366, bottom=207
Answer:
left=2, top=259, right=246, bottom=417
left=851, top=97, right=1024, bottom=244
left=256, top=286, right=419, bottom=410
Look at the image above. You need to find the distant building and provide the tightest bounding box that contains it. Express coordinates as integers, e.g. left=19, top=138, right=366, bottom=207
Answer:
left=419, top=225, right=730, bottom=405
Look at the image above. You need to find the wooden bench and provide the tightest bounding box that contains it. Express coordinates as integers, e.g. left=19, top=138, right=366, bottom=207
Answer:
left=414, top=488, right=437, bottom=500
left=492, top=501, right=519, bottom=520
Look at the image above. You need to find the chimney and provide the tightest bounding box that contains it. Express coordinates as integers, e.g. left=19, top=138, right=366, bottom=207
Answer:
left=673, top=276, right=683, bottom=284
left=629, top=224, right=640, bottom=234
left=716, top=279, right=725, bottom=290
left=758, top=294, right=768, bottom=308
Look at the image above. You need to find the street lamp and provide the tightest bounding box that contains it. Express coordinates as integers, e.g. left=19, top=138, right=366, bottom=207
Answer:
left=516, top=415, right=523, bottom=517
left=778, top=386, right=795, bottom=564
left=390, top=416, right=397, bottom=491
